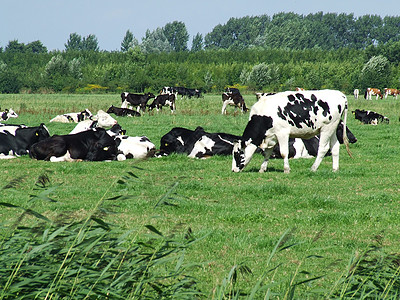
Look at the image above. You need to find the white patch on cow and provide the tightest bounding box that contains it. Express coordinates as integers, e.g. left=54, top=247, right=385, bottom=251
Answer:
left=0, top=125, right=26, bottom=136
left=177, top=136, right=184, bottom=146
left=116, top=135, right=155, bottom=159
left=292, top=139, right=313, bottom=159
left=50, top=151, right=75, bottom=162
left=188, top=136, right=216, bottom=158
left=0, top=153, right=17, bottom=159
left=69, top=110, right=117, bottom=134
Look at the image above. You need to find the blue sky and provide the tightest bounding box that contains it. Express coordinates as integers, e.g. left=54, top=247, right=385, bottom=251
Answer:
left=1, top=0, right=398, bottom=51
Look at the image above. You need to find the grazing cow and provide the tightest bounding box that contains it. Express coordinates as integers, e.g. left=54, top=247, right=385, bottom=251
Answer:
left=157, top=126, right=241, bottom=159
left=222, top=92, right=248, bottom=114
left=354, top=89, right=359, bottom=99
left=364, top=88, right=383, bottom=100
left=232, top=90, right=350, bottom=173
left=30, top=128, right=118, bottom=162
left=0, top=123, right=50, bottom=158
left=226, top=87, right=241, bottom=95
left=69, top=110, right=117, bottom=134
left=121, top=92, right=155, bottom=112
left=161, top=86, right=175, bottom=95
left=0, top=108, right=18, bottom=121
left=106, top=105, right=141, bottom=117
left=384, top=88, right=400, bottom=99
left=50, top=109, right=92, bottom=123
left=352, top=109, right=389, bottom=125
left=115, top=135, right=156, bottom=161
left=188, top=129, right=241, bottom=159
left=270, top=121, right=357, bottom=159
left=148, top=94, right=176, bottom=113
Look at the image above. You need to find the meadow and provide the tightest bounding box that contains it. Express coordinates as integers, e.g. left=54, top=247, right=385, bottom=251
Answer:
left=1, top=92, right=400, bottom=298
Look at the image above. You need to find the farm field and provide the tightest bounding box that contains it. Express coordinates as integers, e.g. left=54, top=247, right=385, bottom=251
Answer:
left=1, top=92, right=400, bottom=297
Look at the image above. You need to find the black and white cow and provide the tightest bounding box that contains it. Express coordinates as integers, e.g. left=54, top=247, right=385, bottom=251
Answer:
left=148, top=94, right=176, bottom=113
left=29, top=128, right=118, bottom=162
left=121, top=92, right=155, bottom=112
left=0, top=108, right=18, bottom=121
left=270, top=121, right=357, bottom=159
left=115, top=135, right=156, bottom=160
left=157, top=126, right=241, bottom=159
left=352, top=109, right=389, bottom=125
left=50, top=109, right=92, bottom=123
left=0, top=123, right=50, bottom=158
left=222, top=92, right=248, bottom=114
left=106, top=105, right=141, bottom=117
left=69, top=110, right=117, bottom=134
left=232, top=90, right=351, bottom=173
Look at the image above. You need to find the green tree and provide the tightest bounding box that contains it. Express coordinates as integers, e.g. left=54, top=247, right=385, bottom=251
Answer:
left=163, top=21, right=189, bottom=52
left=360, top=55, right=390, bottom=89
left=141, top=28, right=172, bottom=53
left=191, top=33, right=203, bottom=51
left=65, top=33, right=82, bottom=51
left=82, top=34, right=99, bottom=51
left=25, top=40, right=47, bottom=53
left=5, top=40, right=25, bottom=53
left=121, top=30, right=138, bottom=52
left=246, top=63, right=280, bottom=90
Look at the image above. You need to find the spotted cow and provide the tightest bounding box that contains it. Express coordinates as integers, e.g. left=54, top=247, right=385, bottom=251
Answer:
left=232, top=90, right=351, bottom=173
left=50, top=109, right=92, bottom=123
left=364, top=88, right=383, bottom=100
left=0, top=108, right=18, bottom=122
left=352, top=109, right=389, bottom=125
left=384, top=88, right=400, bottom=99
left=221, top=92, right=248, bottom=114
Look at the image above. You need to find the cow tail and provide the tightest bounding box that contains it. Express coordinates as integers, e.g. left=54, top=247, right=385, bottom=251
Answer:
left=342, top=101, right=353, bottom=158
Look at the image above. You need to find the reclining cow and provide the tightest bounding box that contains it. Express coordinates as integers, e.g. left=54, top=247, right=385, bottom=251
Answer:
left=69, top=110, right=117, bottom=134
left=106, top=105, right=141, bottom=117
left=50, top=109, right=92, bottom=123
left=352, top=109, right=389, bottom=125
left=232, top=90, right=351, bottom=173
left=115, top=135, right=156, bottom=160
left=0, top=123, right=50, bottom=159
left=29, top=128, right=118, bottom=162
left=0, top=108, right=18, bottom=122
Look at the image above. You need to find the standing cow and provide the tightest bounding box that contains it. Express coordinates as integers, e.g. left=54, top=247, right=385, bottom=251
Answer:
left=232, top=90, right=351, bottom=173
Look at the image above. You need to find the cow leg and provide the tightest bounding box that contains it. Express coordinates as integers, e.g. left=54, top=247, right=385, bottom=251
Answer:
left=259, top=147, right=274, bottom=173
left=311, top=132, right=332, bottom=171
left=330, top=134, right=340, bottom=172
left=276, top=135, right=291, bottom=173
left=221, top=101, right=229, bottom=114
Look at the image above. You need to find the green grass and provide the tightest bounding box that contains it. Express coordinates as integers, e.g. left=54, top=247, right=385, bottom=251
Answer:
left=1, top=93, right=400, bottom=298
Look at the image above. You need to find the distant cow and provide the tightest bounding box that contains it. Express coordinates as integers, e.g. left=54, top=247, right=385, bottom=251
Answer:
left=222, top=92, right=248, bottom=114
left=353, top=109, right=389, bottom=125
left=0, top=123, right=50, bottom=158
left=270, top=121, right=357, bottom=159
left=30, top=128, right=118, bottom=162
left=354, top=89, right=359, bottom=99
left=0, top=108, right=18, bottom=122
left=384, top=88, right=400, bottom=99
left=69, top=110, right=117, bottom=134
left=115, top=135, right=156, bottom=160
left=364, top=88, right=383, bottom=100
left=232, top=90, right=351, bottom=173
left=148, top=94, right=176, bottom=113
left=50, top=109, right=92, bottom=123
left=157, top=126, right=241, bottom=159
left=121, top=92, right=155, bottom=112
left=106, top=105, right=141, bottom=117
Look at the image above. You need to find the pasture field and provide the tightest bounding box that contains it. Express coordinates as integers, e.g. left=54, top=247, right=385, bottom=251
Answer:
left=1, top=92, right=400, bottom=297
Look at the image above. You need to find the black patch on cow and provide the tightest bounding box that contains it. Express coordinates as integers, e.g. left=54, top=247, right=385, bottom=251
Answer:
left=279, top=93, right=319, bottom=129
left=140, top=136, right=151, bottom=143
left=317, top=99, right=330, bottom=117
left=242, top=115, right=273, bottom=146
left=233, top=147, right=245, bottom=170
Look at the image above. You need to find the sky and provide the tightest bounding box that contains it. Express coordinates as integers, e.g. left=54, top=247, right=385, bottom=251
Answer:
left=1, top=0, right=399, bottom=51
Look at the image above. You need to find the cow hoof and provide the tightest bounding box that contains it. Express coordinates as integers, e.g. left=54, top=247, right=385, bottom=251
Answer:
left=284, top=169, right=290, bottom=174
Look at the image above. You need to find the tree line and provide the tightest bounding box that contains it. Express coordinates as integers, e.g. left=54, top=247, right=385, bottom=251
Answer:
left=1, top=12, right=400, bottom=95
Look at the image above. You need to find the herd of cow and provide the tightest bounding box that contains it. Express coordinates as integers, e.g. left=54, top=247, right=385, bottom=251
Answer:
left=0, top=88, right=391, bottom=173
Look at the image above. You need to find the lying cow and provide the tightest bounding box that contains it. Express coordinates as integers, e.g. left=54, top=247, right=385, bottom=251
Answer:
left=221, top=92, right=248, bottom=114
left=106, top=105, right=141, bottom=117
left=30, top=128, right=118, bottom=162
left=148, top=94, right=176, bottom=113
left=270, top=121, right=357, bottom=159
left=352, top=109, right=389, bottom=125
left=157, top=126, right=241, bottom=159
left=50, top=109, right=92, bottom=123
left=121, top=92, right=155, bottom=112
left=0, top=123, right=50, bottom=158
left=115, top=136, right=156, bottom=161
left=69, top=110, right=117, bottom=134
left=232, top=90, right=351, bottom=173
left=0, top=108, right=18, bottom=121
